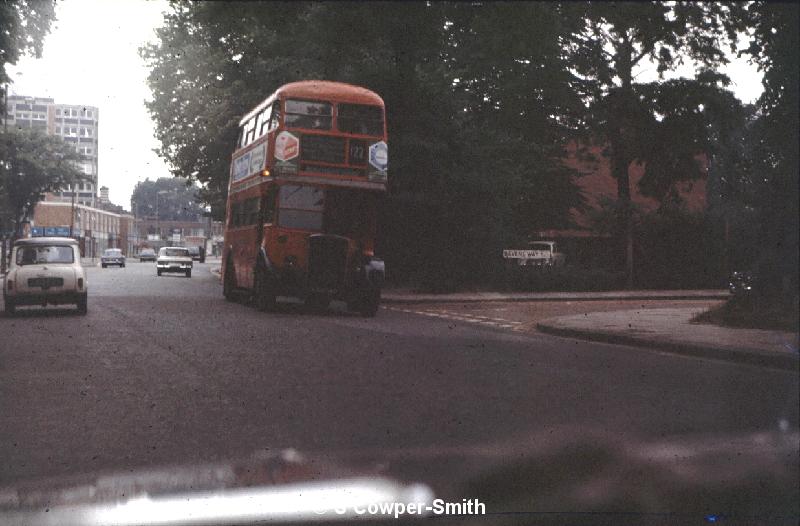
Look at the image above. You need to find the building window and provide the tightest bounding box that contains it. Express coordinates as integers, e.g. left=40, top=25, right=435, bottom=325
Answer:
left=55, top=127, right=61, bottom=134
left=56, top=109, right=61, bottom=116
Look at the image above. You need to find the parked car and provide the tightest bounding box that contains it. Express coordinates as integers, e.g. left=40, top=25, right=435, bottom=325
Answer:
left=101, top=248, right=126, bottom=268
left=729, top=270, right=756, bottom=296
left=502, top=241, right=566, bottom=267
left=3, top=237, right=88, bottom=315
left=156, top=247, right=193, bottom=277
left=187, top=246, right=206, bottom=263
left=139, top=248, right=157, bottom=262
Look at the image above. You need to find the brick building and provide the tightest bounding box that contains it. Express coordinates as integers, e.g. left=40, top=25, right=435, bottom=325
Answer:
left=32, top=201, right=132, bottom=257
left=532, top=143, right=707, bottom=268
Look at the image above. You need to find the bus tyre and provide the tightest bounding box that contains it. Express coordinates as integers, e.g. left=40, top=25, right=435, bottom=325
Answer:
left=223, top=260, right=235, bottom=302
left=253, top=267, right=276, bottom=312
left=77, top=294, right=88, bottom=315
left=357, top=289, right=381, bottom=318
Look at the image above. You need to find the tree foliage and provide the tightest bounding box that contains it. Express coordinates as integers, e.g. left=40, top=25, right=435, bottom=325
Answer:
left=0, top=0, right=56, bottom=84
left=130, top=177, right=205, bottom=222
left=564, top=1, right=747, bottom=286
left=736, top=2, right=798, bottom=300
left=141, top=1, right=585, bottom=285
left=0, top=130, right=84, bottom=235
left=142, top=2, right=773, bottom=289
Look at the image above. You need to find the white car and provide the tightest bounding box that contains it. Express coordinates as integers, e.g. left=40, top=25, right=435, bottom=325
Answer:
left=3, top=237, right=88, bottom=315
left=156, top=247, right=193, bottom=277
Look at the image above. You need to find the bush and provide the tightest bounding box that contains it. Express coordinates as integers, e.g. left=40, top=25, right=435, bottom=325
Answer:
left=501, top=264, right=627, bottom=292
left=694, top=295, right=799, bottom=332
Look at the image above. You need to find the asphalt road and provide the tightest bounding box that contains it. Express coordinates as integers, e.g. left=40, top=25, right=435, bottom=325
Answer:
left=1, top=260, right=797, bottom=519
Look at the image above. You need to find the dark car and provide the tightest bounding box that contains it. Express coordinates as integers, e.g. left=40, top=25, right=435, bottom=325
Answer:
left=187, top=245, right=205, bottom=263
left=139, top=248, right=157, bottom=262
left=100, top=248, right=126, bottom=268
left=729, top=270, right=756, bottom=296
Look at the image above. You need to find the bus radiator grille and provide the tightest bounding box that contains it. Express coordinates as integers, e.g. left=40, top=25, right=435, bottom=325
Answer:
left=300, top=135, right=346, bottom=164
left=307, top=235, right=348, bottom=291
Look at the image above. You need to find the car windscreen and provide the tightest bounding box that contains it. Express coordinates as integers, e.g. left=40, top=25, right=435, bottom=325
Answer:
left=16, top=245, right=75, bottom=265
left=161, top=248, right=189, bottom=257
left=104, top=249, right=122, bottom=256
left=530, top=243, right=552, bottom=251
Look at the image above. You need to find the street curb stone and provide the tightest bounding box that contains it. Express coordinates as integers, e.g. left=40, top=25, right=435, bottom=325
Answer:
left=536, top=319, right=799, bottom=372
left=382, top=290, right=730, bottom=304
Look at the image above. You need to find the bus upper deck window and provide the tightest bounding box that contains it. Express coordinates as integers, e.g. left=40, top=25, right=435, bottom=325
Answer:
left=337, top=104, right=383, bottom=136
left=269, top=101, right=281, bottom=130
left=284, top=99, right=332, bottom=130
left=259, top=105, right=272, bottom=136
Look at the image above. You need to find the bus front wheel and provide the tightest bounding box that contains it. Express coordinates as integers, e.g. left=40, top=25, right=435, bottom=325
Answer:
left=351, top=289, right=380, bottom=318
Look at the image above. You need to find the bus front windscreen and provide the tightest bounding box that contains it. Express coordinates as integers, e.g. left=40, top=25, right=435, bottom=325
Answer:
left=278, top=185, right=325, bottom=231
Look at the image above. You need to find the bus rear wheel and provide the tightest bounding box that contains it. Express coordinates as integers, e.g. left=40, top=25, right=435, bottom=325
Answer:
left=253, top=267, right=276, bottom=312
left=223, top=260, right=236, bottom=302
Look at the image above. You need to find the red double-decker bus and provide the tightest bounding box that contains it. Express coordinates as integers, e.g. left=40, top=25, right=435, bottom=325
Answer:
left=221, top=81, right=388, bottom=316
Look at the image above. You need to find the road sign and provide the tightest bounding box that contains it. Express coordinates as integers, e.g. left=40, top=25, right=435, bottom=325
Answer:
left=369, top=141, right=388, bottom=172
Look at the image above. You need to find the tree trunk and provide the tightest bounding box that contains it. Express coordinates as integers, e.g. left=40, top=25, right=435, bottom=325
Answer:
left=613, top=31, right=635, bottom=289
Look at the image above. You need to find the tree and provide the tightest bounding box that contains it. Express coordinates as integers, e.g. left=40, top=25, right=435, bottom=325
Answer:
left=0, top=130, right=84, bottom=235
left=130, top=177, right=205, bottom=222
left=142, top=2, right=586, bottom=286
left=564, top=2, right=747, bottom=287
left=737, top=2, right=799, bottom=302
left=0, top=0, right=56, bottom=84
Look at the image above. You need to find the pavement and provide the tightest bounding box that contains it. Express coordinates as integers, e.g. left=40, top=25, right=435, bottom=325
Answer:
left=537, top=307, right=799, bottom=371
left=381, top=288, right=731, bottom=303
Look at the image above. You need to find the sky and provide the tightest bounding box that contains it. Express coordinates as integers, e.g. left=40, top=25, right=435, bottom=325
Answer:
left=8, top=0, right=171, bottom=207
left=8, top=1, right=765, bottom=210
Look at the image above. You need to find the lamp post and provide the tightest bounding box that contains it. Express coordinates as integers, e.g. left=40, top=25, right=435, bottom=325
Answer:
left=156, top=190, right=170, bottom=247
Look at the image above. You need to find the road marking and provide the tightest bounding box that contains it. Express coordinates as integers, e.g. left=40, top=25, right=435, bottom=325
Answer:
left=384, top=306, right=522, bottom=331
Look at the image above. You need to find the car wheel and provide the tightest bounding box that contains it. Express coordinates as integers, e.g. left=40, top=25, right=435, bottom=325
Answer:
left=186, top=270, right=192, bottom=278
left=121, top=264, right=126, bottom=268
left=223, top=260, right=236, bottom=302
left=253, top=267, right=276, bottom=312
left=4, top=298, right=15, bottom=316
left=102, top=263, right=107, bottom=268
left=157, top=269, right=162, bottom=276
left=77, top=294, right=88, bottom=315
